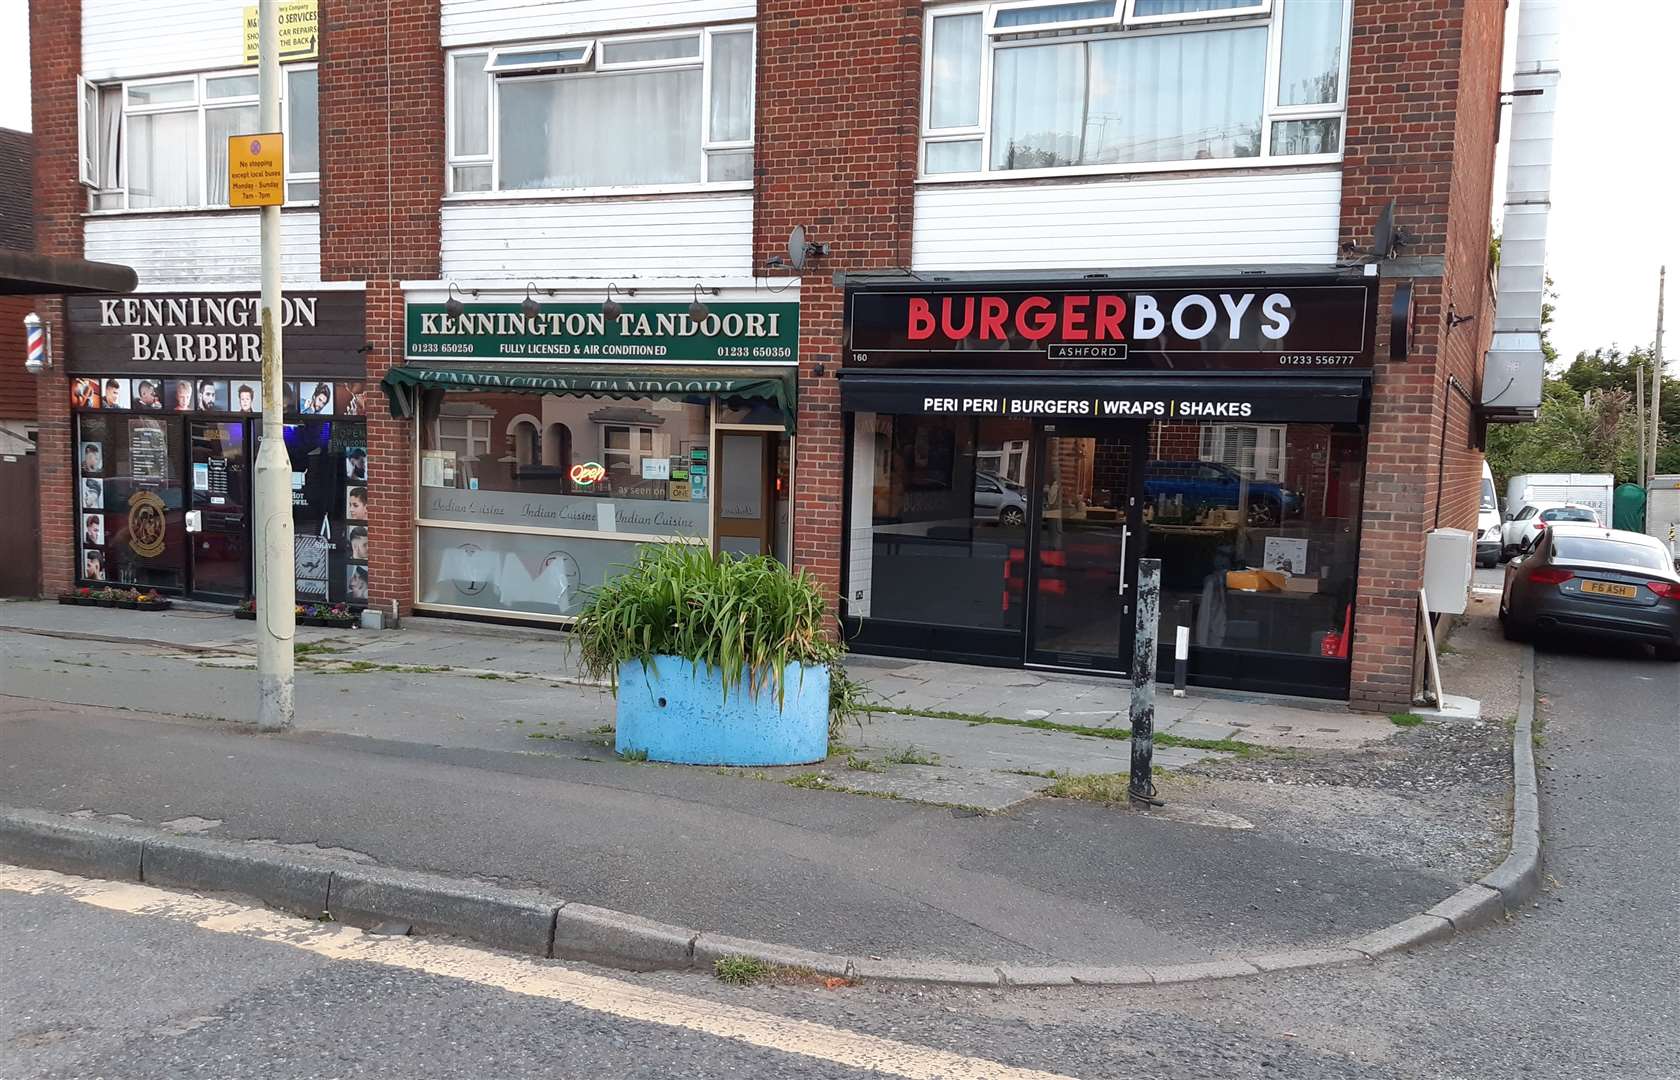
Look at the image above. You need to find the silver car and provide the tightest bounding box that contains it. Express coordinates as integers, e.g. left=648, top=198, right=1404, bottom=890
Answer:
left=1500, top=524, right=1680, bottom=660
left=974, top=471, right=1027, bottom=526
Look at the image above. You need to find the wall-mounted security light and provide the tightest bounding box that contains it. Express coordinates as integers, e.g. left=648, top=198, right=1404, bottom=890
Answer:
left=522, top=283, right=543, bottom=319
left=444, top=283, right=468, bottom=318
left=689, top=284, right=720, bottom=322
left=601, top=283, right=633, bottom=322
left=23, top=312, right=50, bottom=374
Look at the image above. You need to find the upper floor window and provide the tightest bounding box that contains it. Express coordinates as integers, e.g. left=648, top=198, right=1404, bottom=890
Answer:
left=447, top=25, right=755, bottom=196
left=921, top=0, right=1348, bottom=179
left=79, top=67, right=320, bottom=211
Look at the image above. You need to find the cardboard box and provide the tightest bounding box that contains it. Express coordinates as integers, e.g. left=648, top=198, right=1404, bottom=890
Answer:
left=1280, top=575, right=1320, bottom=594
left=1226, top=570, right=1284, bottom=592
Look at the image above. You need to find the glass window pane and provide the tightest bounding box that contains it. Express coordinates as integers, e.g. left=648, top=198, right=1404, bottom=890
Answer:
left=490, top=45, right=590, bottom=69
left=929, top=13, right=981, bottom=129
left=452, top=163, right=492, bottom=192
left=849, top=414, right=1032, bottom=630
left=708, top=31, right=754, bottom=144
left=602, top=35, right=700, bottom=64
left=1082, top=28, right=1266, bottom=165
left=1147, top=421, right=1358, bottom=659
left=451, top=53, right=490, bottom=157
left=499, top=69, right=702, bottom=189
left=706, top=149, right=753, bottom=182
left=1133, top=0, right=1258, bottom=15
left=96, top=86, right=123, bottom=189
left=1271, top=117, right=1340, bottom=155
left=287, top=180, right=320, bottom=202
left=128, top=111, right=200, bottom=207
left=287, top=67, right=319, bottom=174
left=925, top=139, right=981, bottom=174
left=204, top=105, right=259, bottom=204
left=995, top=2, right=1115, bottom=28
left=128, top=80, right=195, bottom=106
left=206, top=74, right=258, bottom=99
left=1277, top=0, right=1344, bottom=106
left=990, top=41, right=1086, bottom=169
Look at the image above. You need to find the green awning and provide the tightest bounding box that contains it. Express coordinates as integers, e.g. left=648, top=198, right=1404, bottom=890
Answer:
left=382, top=364, right=796, bottom=431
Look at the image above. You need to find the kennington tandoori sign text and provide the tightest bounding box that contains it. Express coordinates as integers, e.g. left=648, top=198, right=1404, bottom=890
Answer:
left=406, top=302, right=799, bottom=364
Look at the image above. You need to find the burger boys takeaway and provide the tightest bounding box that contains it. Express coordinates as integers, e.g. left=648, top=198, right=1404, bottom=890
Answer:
left=63, top=288, right=371, bottom=605
left=838, top=269, right=1378, bottom=699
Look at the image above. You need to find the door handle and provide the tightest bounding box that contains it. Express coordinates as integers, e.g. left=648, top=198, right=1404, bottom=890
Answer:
left=1117, top=525, right=1130, bottom=596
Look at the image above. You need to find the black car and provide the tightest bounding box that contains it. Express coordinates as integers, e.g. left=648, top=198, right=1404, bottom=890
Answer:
left=1500, top=525, right=1680, bottom=660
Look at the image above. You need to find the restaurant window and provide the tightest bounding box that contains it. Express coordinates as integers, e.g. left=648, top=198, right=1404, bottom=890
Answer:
left=845, top=413, right=1033, bottom=635
left=77, top=66, right=321, bottom=210
left=920, top=0, right=1348, bottom=178
left=1146, top=421, right=1363, bottom=667
left=1199, top=423, right=1285, bottom=483
left=447, top=25, right=755, bottom=194
left=416, top=391, right=711, bottom=619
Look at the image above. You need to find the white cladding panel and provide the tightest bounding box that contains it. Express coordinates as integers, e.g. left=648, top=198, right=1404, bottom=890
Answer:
left=441, top=197, right=753, bottom=280
left=442, top=0, right=755, bottom=47
left=912, top=170, right=1343, bottom=271
left=83, top=0, right=247, bottom=80
left=85, top=212, right=324, bottom=288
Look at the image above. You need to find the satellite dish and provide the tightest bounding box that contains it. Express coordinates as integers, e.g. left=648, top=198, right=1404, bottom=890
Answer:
left=788, top=225, right=808, bottom=271
left=1372, top=199, right=1396, bottom=260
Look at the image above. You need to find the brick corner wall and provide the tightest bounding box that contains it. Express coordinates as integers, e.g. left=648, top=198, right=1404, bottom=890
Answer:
left=319, top=0, right=444, bottom=615
left=1341, top=0, right=1506, bottom=709
left=755, top=0, right=922, bottom=614
left=30, top=0, right=86, bottom=597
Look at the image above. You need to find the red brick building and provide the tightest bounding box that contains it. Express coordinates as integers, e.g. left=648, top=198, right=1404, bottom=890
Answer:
left=26, top=0, right=1542, bottom=707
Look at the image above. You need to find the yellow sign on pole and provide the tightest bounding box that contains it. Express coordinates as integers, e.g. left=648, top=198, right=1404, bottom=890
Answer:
left=228, top=132, right=285, bottom=207
left=243, top=0, right=318, bottom=64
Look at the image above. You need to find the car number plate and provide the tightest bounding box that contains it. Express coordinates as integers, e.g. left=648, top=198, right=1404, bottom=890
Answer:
left=1581, top=580, right=1638, bottom=599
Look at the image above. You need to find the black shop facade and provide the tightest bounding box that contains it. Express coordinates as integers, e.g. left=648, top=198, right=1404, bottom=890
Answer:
left=838, top=269, right=1378, bottom=699
left=64, top=288, right=371, bottom=606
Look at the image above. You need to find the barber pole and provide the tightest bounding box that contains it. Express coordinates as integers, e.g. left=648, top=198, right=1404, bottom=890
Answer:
left=24, top=312, right=47, bottom=370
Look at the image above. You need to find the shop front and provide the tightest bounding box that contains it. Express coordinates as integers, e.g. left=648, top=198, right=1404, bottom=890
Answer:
left=65, top=289, right=370, bottom=604
left=839, top=271, right=1376, bottom=699
left=386, top=287, right=798, bottom=623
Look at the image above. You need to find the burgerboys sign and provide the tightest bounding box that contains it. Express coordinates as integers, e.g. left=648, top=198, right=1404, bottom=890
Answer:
left=406, top=301, right=799, bottom=364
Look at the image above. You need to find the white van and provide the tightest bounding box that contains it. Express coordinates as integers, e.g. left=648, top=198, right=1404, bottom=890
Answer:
left=1477, top=461, right=1501, bottom=567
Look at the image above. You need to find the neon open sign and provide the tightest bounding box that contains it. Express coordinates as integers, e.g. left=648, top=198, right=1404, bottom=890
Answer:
left=569, top=461, right=606, bottom=487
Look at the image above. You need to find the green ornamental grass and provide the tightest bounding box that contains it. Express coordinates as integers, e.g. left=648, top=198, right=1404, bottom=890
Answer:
left=572, top=544, right=874, bottom=740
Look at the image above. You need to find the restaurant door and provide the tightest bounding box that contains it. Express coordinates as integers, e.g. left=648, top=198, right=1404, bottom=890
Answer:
left=1024, top=423, right=1148, bottom=672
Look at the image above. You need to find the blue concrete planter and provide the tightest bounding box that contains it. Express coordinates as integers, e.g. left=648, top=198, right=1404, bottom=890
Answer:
left=614, top=657, right=830, bottom=766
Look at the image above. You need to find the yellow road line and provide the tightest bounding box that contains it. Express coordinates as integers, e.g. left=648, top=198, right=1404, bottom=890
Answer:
left=0, top=864, right=1082, bottom=1080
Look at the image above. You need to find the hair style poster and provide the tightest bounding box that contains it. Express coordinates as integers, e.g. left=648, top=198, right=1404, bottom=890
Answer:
left=71, top=378, right=103, bottom=409
left=347, top=524, right=368, bottom=561
left=232, top=380, right=262, bottom=413
left=336, top=382, right=367, bottom=416
left=132, top=378, right=164, bottom=409
left=83, top=513, right=104, bottom=546
left=302, top=381, right=334, bottom=416
left=346, top=484, right=368, bottom=522
left=82, top=476, right=104, bottom=510
left=80, top=441, right=103, bottom=475
left=100, top=378, right=129, bottom=410
left=171, top=378, right=197, bottom=412
left=196, top=380, right=229, bottom=412
left=345, top=446, right=367, bottom=481
left=83, top=548, right=106, bottom=581
left=347, top=563, right=369, bottom=603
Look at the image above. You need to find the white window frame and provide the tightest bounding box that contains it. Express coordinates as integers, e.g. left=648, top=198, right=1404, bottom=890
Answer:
left=445, top=24, right=756, bottom=200
left=81, top=64, right=321, bottom=213
left=920, top=0, right=1349, bottom=184
left=1200, top=424, right=1287, bottom=483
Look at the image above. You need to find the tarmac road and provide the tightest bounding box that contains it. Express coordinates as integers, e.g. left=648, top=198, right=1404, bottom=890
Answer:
left=2, top=640, right=1674, bottom=1079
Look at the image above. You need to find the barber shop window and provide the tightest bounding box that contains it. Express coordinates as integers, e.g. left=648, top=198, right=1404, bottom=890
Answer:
left=446, top=25, right=755, bottom=194
left=920, top=0, right=1349, bottom=178
left=78, top=66, right=320, bottom=210
left=1144, top=421, right=1364, bottom=662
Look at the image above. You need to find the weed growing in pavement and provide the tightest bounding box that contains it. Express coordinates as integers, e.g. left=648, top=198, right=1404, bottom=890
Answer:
left=51, top=659, right=96, bottom=667
left=844, top=755, right=880, bottom=772
left=881, top=745, right=938, bottom=766
left=588, top=723, right=615, bottom=735
left=785, top=771, right=830, bottom=789
left=294, top=641, right=348, bottom=658
left=474, top=671, right=516, bottom=681
left=1042, top=772, right=1134, bottom=804
left=892, top=707, right=1254, bottom=755
left=618, top=747, right=650, bottom=762
left=1005, top=768, right=1060, bottom=779
left=1390, top=712, right=1427, bottom=727
left=713, top=955, right=772, bottom=985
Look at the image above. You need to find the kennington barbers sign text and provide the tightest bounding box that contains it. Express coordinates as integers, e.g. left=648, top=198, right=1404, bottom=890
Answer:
left=97, top=295, right=320, bottom=362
